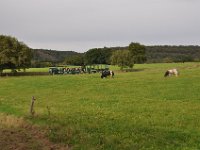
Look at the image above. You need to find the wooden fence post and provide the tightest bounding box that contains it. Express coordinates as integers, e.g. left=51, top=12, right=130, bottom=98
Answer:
left=30, top=96, right=36, bottom=116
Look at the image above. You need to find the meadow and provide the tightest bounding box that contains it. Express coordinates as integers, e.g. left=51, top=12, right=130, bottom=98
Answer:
left=1, top=62, right=200, bottom=149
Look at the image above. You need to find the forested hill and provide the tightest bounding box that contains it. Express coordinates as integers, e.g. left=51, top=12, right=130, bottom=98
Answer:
left=145, top=45, right=200, bottom=63
left=32, top=45, right=200, bottom=63
left=31, top=49, right=79, bottom=62
left=105, top=45, right=200, bottom=63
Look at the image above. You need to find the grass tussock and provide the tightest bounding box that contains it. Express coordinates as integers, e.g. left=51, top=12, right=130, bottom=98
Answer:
left=0, top=113, right=25, bottom=128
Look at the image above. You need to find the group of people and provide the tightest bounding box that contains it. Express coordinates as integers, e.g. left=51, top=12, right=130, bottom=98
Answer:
left=63, top=67, right=85, bottom=74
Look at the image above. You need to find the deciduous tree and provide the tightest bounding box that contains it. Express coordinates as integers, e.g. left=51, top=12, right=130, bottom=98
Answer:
left=111, top=50, right=134, bottom=70
left=0, top=35, right=32, bottom=74
left=84, top=47, right=112, bottom=65
left=128, top=42, right=146, bottom=64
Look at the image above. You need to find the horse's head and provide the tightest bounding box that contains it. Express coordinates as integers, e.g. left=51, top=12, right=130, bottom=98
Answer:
left=164, top=71, right=169, bottom=77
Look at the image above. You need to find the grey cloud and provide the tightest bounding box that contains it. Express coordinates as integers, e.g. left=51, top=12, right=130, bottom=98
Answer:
left=0, top=0, right=200, bottom=52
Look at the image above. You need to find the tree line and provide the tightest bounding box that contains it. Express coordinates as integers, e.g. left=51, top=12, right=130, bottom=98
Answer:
left=31, top=42, right=146, bottom=70
left=1, top=35, right=200, bottom=74
left=64, top=42, right=146, bottom=70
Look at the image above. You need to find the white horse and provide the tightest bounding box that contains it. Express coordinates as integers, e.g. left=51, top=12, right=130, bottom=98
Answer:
left=164, top=68, right=179, bottom=77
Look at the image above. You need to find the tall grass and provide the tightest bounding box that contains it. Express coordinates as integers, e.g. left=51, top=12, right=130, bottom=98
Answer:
left=1, top=62, right=200, bottom=149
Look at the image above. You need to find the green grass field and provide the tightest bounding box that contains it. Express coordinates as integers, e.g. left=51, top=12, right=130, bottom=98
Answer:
left=1, top=62, right=200, bottom=149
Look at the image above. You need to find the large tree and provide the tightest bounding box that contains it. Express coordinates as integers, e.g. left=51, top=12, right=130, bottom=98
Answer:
left=0, top=35, right=32, bottom=74
left=128, top=42, right=146, bottom=64
left=84, top=47, right=112, bottom=65
left=111, top=50, right=134, bottom=70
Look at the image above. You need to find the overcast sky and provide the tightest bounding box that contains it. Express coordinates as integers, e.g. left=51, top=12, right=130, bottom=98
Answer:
left=0, top=0, right=200, bottom=52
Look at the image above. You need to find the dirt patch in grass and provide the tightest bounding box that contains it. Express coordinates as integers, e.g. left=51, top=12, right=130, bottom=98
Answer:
left=0, top=114, right=70, bottom=150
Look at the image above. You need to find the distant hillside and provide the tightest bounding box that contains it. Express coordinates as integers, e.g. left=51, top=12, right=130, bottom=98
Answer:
left=106, top=45, right=200, bottom=63
left=31, top=45, right=200, bottom=64
left=31, top=49, right=79, bottom=62
left=145, top=45, right=200, bottom=63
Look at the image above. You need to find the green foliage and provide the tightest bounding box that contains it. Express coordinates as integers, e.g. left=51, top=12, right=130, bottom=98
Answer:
left=111, top=50, right=134, bottom=70
left=128, top=42, right=147, bottom=64
left=32, top=49, right=78, bottom=63
left=64, top=54, right=84, bottom=66
left=84, top=47, right=112, bottom=65
left=163, top=57, right=174, bottom=63
left=146, top=45, right=200, bottom=63
left=111, top=42, right=147, bottom=69
left=31, top=61, right=54, bottom=68
left=31, top=45, right=200, bottom=66
left=0, top=35, right=32, bottom=73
